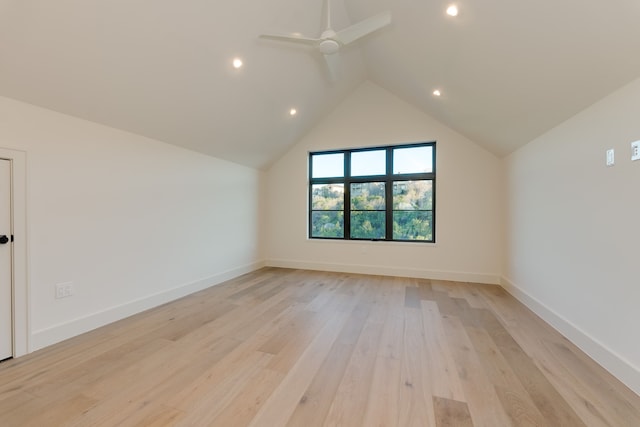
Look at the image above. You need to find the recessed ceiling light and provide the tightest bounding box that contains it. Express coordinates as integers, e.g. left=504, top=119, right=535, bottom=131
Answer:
left=232, top=58, right=243, bottom=69
left=446, top=5, right=459, bottom=17
left=433, top=90, right=442, bottom=97
left=290, top=108, right=298, bottom=116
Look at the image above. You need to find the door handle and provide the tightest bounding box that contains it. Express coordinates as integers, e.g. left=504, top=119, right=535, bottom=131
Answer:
left=0, top=235, right=9, bottom=244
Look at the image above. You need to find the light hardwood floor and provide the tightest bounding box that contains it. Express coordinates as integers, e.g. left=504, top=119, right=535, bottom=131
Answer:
left=1, top=268, right=639, bottom=426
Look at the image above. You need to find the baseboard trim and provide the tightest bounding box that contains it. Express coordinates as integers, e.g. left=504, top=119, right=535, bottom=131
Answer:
left=31, top=260, right=266, bottom=352
left=266, top=259, right=499, bottom=285
left=500, top=276, right=640, bottom=396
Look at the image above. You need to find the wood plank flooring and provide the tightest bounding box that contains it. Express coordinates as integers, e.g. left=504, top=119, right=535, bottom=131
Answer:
left=0, top=268, right=639, bottom=426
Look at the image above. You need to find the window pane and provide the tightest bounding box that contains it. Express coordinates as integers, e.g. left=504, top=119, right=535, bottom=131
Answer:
left=351, top=150, right=386, bottom=176
left=351, top=211, right=385, bottom=239
left=393, top=211, right=433, bottom=241
left=311, top=184, right=344, bottom=210
left=312, top=153, right=344, bottom=178
left=311, top=211, right=344, bottom=238
left=393, top=180, right=433, bottom=210
left=350, top=182, right=385, bottom=210
left=393, top=146, right=433, bottom=174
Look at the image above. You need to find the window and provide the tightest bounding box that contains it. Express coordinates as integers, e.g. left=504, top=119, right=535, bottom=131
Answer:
left=309, top=142, right=435, bottom=242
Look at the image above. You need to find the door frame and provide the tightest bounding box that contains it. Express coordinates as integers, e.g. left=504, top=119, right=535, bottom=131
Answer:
left=0, top=147, right=28, bottom=357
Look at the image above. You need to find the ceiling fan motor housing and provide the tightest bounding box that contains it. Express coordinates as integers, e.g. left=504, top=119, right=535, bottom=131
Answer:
left=319, top=39, right=340, bottom=54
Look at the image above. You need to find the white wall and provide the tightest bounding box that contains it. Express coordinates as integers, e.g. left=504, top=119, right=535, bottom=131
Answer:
left=0, top=96, right=264, bottom=351
left=265, top=82, right=503, bottom=284
left=504, top=77, right=640, bottom=394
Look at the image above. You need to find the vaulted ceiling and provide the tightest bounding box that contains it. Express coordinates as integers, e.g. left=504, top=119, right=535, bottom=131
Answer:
left=1, top=0, right=640, bottom=169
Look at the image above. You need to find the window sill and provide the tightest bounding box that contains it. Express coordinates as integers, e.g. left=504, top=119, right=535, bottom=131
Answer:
left=307, top=238, right=437, bottom=248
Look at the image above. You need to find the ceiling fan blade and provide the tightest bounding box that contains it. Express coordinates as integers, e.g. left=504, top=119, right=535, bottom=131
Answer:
left=259, top=34, right=320, bottom=46
left=333, top=11, right=391, bottom=45
left=324, top=0, right=332, bottom=31
left=323, top=52, right=340, bottom=82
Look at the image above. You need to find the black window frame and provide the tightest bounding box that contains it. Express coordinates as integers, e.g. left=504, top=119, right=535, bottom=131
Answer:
left=309, top=142, right=436, bottom=243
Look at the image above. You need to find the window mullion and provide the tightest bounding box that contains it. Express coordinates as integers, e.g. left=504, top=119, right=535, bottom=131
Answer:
left=344, top=151, right=351, bottom=239
left=385, top=147, right=393, bottom=240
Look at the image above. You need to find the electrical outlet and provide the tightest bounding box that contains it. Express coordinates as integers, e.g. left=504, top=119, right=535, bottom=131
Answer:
left=632, top=141, right=640, bottom=161
left=55, top=284, right=65, bottom=299
left=64, top=283, right=74, bottom=297
left=55, top=282, right=74, bottom=299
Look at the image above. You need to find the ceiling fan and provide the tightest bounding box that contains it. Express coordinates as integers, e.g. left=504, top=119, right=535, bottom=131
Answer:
left=259, top=0, right=391, bottom=81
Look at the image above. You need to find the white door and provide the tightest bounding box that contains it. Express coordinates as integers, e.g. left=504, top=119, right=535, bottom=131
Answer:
left=0, top=159, right=12, bottom=360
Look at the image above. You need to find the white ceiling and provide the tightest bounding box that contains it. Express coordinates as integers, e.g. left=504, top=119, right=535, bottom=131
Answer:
left=1, top=0, right=640, bottom=169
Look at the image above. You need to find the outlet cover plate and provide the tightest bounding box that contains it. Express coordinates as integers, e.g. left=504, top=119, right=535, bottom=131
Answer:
left=606, top=149, right=615, bottom=166
left=632, top=141, right=640, bottom=161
